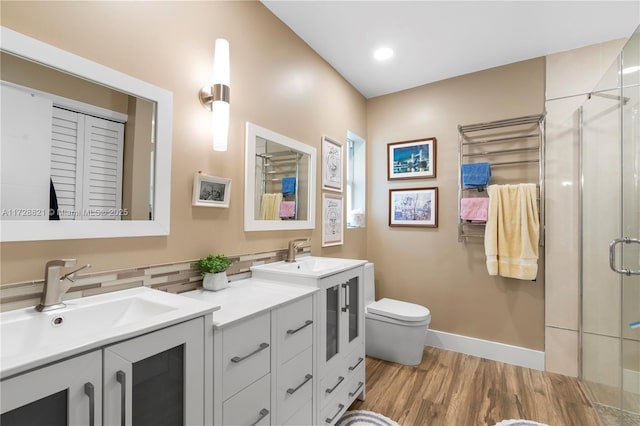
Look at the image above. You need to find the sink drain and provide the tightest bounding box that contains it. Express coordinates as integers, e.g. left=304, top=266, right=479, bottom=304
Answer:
left=51, top=316, right=64, bottom=326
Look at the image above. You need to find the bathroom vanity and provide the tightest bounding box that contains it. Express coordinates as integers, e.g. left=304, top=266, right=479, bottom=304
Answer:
left=183, top=278, right=318, bottom=426
left=251, top=256, right=367, bottom=425
left=0, top=287, right=218, bottom=425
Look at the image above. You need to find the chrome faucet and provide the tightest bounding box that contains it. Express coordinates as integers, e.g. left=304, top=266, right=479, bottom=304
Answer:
left=285, top=238, right=309, bottom=263
left=36, top=259, right=91, bottom=312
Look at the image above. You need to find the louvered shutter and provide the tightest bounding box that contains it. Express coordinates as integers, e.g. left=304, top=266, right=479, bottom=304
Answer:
left=81, top=116, right=124, bottom=220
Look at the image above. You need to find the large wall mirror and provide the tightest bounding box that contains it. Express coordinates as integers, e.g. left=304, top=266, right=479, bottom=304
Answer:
left=0, top=26, right=172, bottom=242
left=244, top=122, right=316, bottom=231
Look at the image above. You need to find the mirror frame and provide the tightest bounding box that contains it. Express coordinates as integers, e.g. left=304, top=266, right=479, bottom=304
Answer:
left=244, top=122, right=316, bottom=231
left=0, top=26, right=172, bottom=242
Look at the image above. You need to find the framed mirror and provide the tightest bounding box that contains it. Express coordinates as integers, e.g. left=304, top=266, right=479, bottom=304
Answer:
left=244, top=122, right=316, bottom=231
left=0, top=26, right=172, bottom=242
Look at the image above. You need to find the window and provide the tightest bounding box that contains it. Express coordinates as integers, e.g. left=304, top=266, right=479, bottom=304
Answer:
left=346, top=131, right=366, bottom=228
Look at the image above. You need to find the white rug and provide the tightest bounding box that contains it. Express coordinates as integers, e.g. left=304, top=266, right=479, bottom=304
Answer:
left=336, top=410, right=400, bottom=426
left=495, top=420, right=549, bottom=426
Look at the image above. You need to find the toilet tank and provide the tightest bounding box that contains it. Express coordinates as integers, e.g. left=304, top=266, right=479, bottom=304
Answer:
left=364, top=262, right=375, bottom=306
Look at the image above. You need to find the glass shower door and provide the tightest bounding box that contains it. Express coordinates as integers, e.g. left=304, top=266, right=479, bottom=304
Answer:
left=581, top=26, right=640, bottom=425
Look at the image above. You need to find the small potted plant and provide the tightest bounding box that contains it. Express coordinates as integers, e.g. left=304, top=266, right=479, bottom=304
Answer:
left=196, top=254, right=236, bottom=291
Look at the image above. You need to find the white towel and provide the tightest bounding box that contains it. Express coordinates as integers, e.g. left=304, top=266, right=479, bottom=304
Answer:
left=484, top=183, right=539, bottom=280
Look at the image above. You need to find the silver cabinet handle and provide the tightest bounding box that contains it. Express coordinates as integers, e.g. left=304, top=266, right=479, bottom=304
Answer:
left=287, top=374, right=312, bottom=394
left=609, top=237, right=640, bottom=276
left=348, top=357, right=364, bottom=371
left=84, top=382, right=95, bottom=426
left=231, top=342, right=269, bottom=363
left=325, top=376, right=344, bottom=394
left=287, top=320, right=313, bottom=335
left=349, top=381, right=364, bottom=397
left=341, top=283, right=349, bottom=312
left=250, top=408, right=269, bottom=426
left=116, top=370, right=126, bottom=426
left=325, top=403, right=345, bottom=424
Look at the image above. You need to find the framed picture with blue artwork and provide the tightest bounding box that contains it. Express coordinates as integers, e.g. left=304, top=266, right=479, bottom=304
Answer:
left=387, top=137, right=437, bottom=180
left=389, top=187, right=438, bottom=228
left=322, top=135, right=343, bottom=192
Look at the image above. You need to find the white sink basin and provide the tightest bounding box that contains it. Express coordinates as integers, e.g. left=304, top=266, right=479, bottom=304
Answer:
left=251, top=256, right=367, bottom=280
left=1, top=287, right=219, bottom=378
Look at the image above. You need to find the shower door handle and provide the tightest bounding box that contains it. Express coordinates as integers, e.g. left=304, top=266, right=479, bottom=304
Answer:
left=609, top=237, right=640, bottom=276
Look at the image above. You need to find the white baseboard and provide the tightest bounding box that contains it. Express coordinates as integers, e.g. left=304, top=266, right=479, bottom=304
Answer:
left=425, top=329, right=545, bottom=371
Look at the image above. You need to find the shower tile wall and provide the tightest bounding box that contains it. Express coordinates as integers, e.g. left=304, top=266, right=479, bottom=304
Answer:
left=544, top=38, right=627, bottom=377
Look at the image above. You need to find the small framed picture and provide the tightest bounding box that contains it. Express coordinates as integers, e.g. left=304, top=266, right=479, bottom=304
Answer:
left=322, top=193, right=343, bottom=246
left=192, top=172, right=231, bottom=208
left=389, top=187, right=438, bottom=228
left=387, top=137, right=437, bottom=180
left=322, top=135, right=343, bottom=192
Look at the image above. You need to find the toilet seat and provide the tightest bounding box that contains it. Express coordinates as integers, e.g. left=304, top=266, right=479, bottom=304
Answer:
left=366, top=298, right=431, bottom=323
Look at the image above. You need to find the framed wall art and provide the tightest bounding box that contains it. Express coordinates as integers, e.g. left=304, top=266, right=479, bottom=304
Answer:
left=322, top=192, right=343, bottom=246
left=389, top=187, right=438, bottom=228
left=387, top=137, right=437, bottom=180
left=192, top=172, right=232, bottom=208
left=322, top=135, right=343, bottom=192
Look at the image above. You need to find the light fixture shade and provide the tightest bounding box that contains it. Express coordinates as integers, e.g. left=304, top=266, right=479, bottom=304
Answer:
left=212, top=38, right=230, bottom=151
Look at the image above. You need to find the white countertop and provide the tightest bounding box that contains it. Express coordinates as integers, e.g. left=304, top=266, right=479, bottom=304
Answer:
left=1, top=287, right=219, bottom=379
left=183, top=278, right=318, bottom=328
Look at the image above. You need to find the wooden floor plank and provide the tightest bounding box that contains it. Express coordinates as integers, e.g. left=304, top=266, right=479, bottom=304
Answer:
left=348, top=347, right=603, bottom=426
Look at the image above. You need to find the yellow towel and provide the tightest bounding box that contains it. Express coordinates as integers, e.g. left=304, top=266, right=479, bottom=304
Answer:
left=484, top=183, right=539, bottom=280
left=259, top=193, right=283, bottom=220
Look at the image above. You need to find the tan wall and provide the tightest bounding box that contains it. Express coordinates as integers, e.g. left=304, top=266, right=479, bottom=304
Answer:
left=0, top=1, right=367, bottom=284
left=366, top=59, right=546, bottom=350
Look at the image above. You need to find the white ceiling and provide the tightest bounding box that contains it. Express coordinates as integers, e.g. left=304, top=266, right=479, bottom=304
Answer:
left=262, top=1, right=640, bottom=99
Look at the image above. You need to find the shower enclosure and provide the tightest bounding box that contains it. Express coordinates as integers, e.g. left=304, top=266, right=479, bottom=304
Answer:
left=580, top=27, right=640, bottom=424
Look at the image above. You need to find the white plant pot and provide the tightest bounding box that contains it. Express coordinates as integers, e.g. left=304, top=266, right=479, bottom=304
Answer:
left=202, top=271, right=228, bottom=291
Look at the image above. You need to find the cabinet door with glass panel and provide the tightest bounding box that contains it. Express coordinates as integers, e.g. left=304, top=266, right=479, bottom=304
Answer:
left=320, top=267, right=364, bottom=372
left=103, top=318, right=205, bottom=426
left=1, top=351, right=102, bottom=426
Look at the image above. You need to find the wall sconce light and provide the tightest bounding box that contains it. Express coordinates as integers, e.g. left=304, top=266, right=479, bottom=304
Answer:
left=199, top=38, right=230, bottom=151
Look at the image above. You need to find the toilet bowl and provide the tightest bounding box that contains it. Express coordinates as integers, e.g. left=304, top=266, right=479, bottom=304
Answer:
left=364, top=263, right=431, bottom=366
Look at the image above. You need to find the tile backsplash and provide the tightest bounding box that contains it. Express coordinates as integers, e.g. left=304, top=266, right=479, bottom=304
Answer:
left=0, top=247, right=309, bottom=312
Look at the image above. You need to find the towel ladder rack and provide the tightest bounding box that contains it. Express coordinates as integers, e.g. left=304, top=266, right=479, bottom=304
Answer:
left=457, top=114, right=545, bottom=246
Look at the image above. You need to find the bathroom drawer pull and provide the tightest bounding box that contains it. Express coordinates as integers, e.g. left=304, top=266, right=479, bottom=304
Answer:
left=116, top=370, right=126, bottom=426
left=287, top=373, right=313, bottom=394
left=84, top=382, right=95, bottom=426
left=325, top=375, right=344, bottom=394
left=287, top=320, right=313, bottom=335
left=348, top=357, right=364, bottom=371
left=349, top=381, right=364, bottom=397
left=250, top=408, right=269, bottom=426
left=325, top=403, right=345, bottom=424
left=231, top=342, right=269, bottom=363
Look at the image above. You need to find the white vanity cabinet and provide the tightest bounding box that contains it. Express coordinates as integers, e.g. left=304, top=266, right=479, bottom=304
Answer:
left=191, top=283, right=317, bottom=426
left=250, top=259, right=366, bottom=426
left=1, top=317, right=209, bottom=426
left=317, top=266, right=365, bottom=425
left=103, top=317, right=205, bottom=426
left=0, top=350, right=102, bottom=426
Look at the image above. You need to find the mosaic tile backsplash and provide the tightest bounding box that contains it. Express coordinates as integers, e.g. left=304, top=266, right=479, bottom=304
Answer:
left=0, top=247, right=309, bottom=312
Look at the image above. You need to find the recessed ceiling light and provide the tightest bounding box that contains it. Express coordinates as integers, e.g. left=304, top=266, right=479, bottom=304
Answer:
left=373, top=47, right=394, bottom=61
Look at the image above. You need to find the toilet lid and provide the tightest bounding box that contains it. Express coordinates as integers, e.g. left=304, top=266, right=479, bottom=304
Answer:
left=367, top=298, right=430, bottom=322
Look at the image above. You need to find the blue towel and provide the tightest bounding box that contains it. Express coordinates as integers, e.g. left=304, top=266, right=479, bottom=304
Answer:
left=281, top=177, right=296, bottom=195
left=462, top=162, right=491, bottom=189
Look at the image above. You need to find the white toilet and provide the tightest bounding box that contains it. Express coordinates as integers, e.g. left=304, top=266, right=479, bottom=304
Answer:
left=364, top=262, right=431, bottom=365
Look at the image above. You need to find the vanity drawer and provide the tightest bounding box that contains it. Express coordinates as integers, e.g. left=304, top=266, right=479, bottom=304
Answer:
left=276, top=346, right=313, bottom=424
left=222, top=311, right=271, bottom=400
left=223, top=373, right=271, bottom=426
left=319, top=362, right=346, bottom=409
left=282, top=400, right=312, bottom=426
left=320, top=388, right=349, bottom=426
left=277, top=296, right=313, bottom=364
left=345, top=345, right=365, bottom=379
left=345, top=362, right=365, bottom=402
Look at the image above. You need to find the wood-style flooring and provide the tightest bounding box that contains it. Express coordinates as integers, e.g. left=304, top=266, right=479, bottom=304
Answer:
left=348, top=347, right=603, bottom=426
